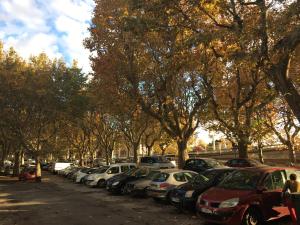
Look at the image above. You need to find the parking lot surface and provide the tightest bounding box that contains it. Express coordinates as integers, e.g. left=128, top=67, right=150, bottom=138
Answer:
left=0, top=173, right=292, bottom=225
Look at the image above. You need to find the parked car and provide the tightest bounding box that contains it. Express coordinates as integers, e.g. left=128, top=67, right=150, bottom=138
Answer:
left=139, top=156, right=175, bottom=169
left=19, top=166, right=37, bottom=181
left=75, top=168, right=98, bottom=183
left=147, top=169, right=197, bottom=201
left=183, top=158, right=224, bottom=173
left=225, top=158, right=264, bottom=167
left=170, top=168, right=235, bottom=211
left=196, top=167, right=300, bottom=225
left=125, top=170, right=161, bottom=196
left=106, top=167, right=156, bottom=194
left=52, top=162, right=73, bottom=174
left=85, top=163, right=136, bottom=187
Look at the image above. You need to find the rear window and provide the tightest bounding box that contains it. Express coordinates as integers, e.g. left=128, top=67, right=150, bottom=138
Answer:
left=146, top=171, right=160, bottom=179
left=152, top=172, right=170, bottom=182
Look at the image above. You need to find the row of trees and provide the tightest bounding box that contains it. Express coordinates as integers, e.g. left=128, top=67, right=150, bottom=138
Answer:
left=0, top=44, right=180, bottom=177
left=0, top=0, right=299, bottom=173
left=85, top=0, right=300, bottom=167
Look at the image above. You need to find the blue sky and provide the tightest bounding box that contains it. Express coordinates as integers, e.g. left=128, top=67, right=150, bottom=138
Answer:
left=0, top=0, right=94, bottom=72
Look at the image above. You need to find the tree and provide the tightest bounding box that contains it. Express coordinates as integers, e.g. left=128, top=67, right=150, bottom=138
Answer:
left=85, top=0, right=210, bottom=168
left=263, top=99, right=300, bottom=164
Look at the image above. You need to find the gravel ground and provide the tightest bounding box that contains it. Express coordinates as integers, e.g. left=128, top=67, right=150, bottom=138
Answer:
left=0, top=173, right=292, bottom=225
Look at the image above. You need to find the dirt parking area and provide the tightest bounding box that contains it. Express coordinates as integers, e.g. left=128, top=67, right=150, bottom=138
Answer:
left=0, top=173, right=292, bottom=225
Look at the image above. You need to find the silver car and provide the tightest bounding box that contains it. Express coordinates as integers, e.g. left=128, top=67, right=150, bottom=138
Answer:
left=125, top=170, right=161, bottom=196
left=147, top=169, right=197, bottom=201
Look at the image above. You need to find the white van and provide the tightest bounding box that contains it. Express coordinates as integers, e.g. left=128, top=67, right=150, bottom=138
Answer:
left=53, top=162, right=73, bottom=173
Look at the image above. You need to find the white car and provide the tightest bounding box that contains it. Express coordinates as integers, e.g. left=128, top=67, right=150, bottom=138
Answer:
left=147, top=169, right=198, bottom=201
left=85, top=163, right=136, bottom=187
left=139, top=156, right=175, bottom=169
left=75, top=168, right=98, bottom=183
left=52, top=162, right=73, bottom=173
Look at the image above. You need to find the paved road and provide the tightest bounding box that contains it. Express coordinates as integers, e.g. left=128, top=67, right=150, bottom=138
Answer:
left=0, top=173, right=292, bottom=225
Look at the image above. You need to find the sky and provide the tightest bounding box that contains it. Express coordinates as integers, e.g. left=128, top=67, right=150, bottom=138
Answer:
left=0, top=0, right=215, bottom=144
left=0, top=0, right=94, bottom=73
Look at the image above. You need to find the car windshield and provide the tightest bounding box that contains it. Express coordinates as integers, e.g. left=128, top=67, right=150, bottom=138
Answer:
left=218, top=170, right=261, bottom=190
left=126, top=168, right=139, bottom=175
left=152, top=172, right=170, bottom=182
left=249, top=159, right=263, bottom=166
left=205, top=159, right=223, bottom=167
left=81, top=168, right=91, bottom=173
left=191, top=174, right=210, bottom=185
left=156, top=157, right=170, bottom=163
left=146, top=171, right=160, bottom=180
left=94, top=166, right=109, bottom=174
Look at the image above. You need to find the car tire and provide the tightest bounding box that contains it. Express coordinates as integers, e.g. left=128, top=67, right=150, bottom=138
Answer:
left=97, top=179, right=106, bottom=188
left=120, top=185, right=126, bottom=195
left=242, top=207, right=263, bottom=225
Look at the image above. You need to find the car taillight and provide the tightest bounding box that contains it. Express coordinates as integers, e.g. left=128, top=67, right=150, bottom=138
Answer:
left=159, top=183, right=170, bottom=189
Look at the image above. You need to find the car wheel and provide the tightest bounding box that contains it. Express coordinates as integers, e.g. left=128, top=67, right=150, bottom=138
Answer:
left=120, top=185, right=126, bottom=195
left=242, top=208, right=263, bottom=225
left=97, top=179, right=106, bottom=188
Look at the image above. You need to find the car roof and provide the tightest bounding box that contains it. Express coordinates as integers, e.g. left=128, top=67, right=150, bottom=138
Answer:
left=159, top=168, right=197, bottom=173
left=110, top=163, right=136, bottom=166
left=235, top=166, right=292, bottom=173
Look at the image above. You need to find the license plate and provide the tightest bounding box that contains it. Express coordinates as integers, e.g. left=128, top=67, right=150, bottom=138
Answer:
left=200, top=208, right=213, bottom=214
left=171, top=197, right=180, bottom=203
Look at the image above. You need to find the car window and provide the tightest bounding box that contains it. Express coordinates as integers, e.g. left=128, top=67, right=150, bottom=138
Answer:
left=218, top=170, right=261, bottom=190
left=130, top=165, right=136, bottom=169
left=215, top=171, right=233, bottom=183
left=263, top=170, right=286, bottom=190
left=173, top=173, right=186, bottom=182
left=121, top=165, right=129, bottom=172
left=185, top=159, right=195, bottom=166
left=134, top=167, right=147, bottom=177
left=153, top=172, right=169, bottom=182
left=184, top=172, right=196, bottom=181
left=107, top=166, right=120, bottom=174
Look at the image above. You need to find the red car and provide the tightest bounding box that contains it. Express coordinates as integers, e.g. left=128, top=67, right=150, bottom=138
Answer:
left=196, top=167, right=299, bottom=225
left=225, top=158, right=263, bottom=167
left=19, top=167, right=37, bottom=181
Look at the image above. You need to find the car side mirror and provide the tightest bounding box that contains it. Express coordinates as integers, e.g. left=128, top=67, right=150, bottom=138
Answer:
left=257, top=186, right=267, bottom=194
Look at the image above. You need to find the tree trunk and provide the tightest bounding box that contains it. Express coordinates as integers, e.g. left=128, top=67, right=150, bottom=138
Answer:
left=287, top=142, right=296, bottom=165
left=161, top=148, right=166, bottom=156
left=269, top=60, right=300, bottom=123
left=238, top=139, right=248, bottom=158
left=258, top=144, right=264, bottom=164
left=147, top=146, right=151, bottom=156
left=35, top=155, right=42, bottom=182
left=13, top=151, right=20, bottom=176
left=177, top=139, right=188, bottom=169
left=133, top=144, right=139, bottom=163
left=105, top=149, right=109, bottom=165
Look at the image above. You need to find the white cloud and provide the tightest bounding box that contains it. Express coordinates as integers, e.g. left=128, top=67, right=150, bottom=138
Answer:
left=0, top=0, right=94, bottom=73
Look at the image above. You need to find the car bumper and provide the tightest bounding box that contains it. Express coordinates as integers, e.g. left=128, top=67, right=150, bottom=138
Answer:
left=197, top=205, right=247, bottom=225
left=86, top=180, right=97, bottom=187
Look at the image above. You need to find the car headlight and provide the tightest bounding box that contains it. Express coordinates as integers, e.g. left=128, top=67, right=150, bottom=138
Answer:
left=219, top=198, right=239, bottom=208
left=185, top=190, right=194, bottom=198
left=112, top=181, right=119, bottom=186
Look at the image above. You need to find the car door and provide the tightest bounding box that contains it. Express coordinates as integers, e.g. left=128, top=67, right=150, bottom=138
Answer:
left=106, top=166, right=120, bottom=179
left=261, top=170, right=288, bottom=220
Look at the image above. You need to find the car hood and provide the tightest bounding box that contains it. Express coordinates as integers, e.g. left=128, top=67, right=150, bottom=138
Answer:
left=201, top=187, right=255, bottom=202
left=176, top=181, right=210, bottom=192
